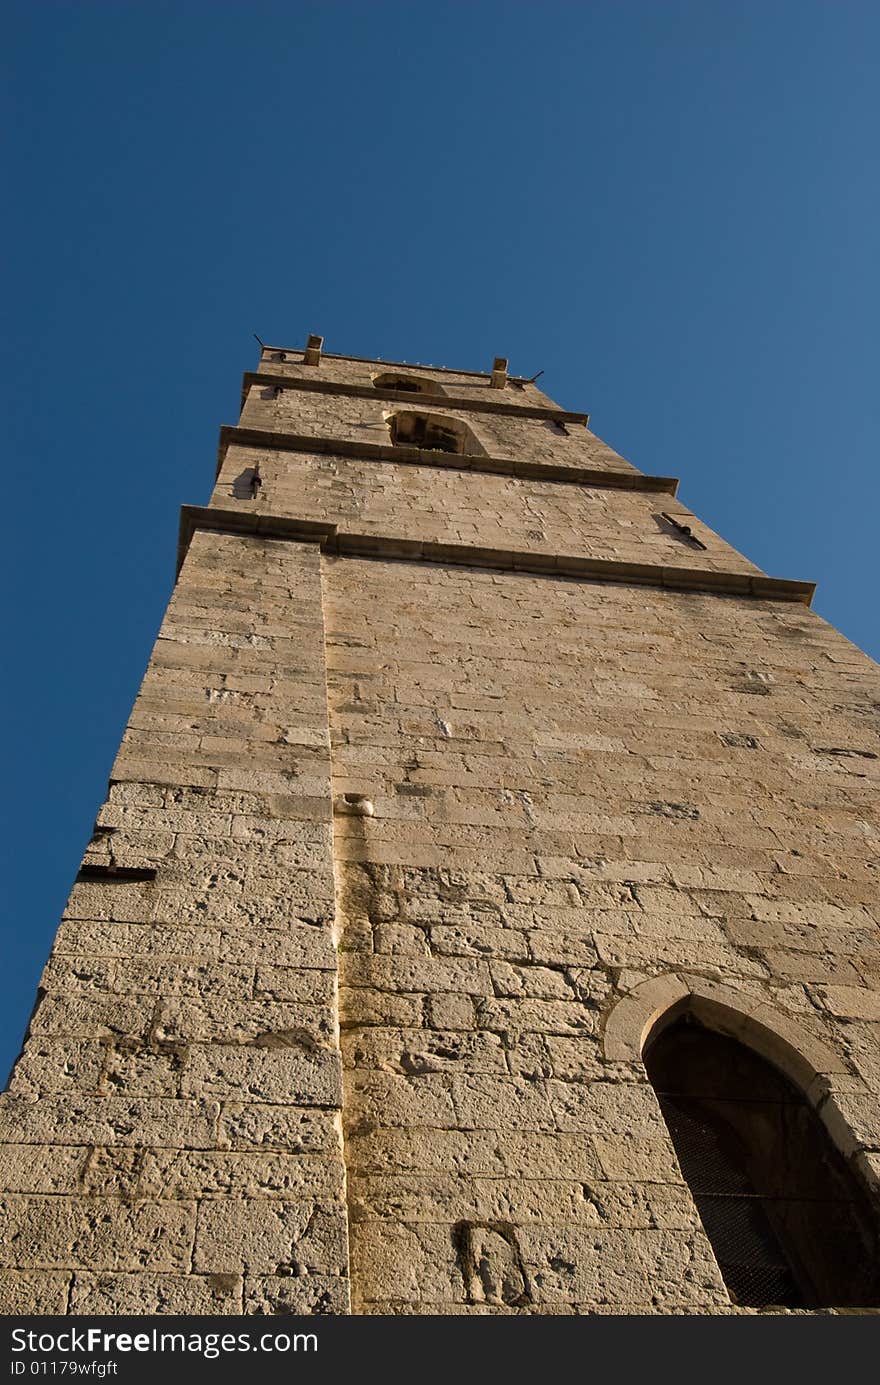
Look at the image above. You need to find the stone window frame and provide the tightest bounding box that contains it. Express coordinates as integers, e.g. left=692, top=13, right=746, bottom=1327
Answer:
left=601, top=973, right=878, bottom=1192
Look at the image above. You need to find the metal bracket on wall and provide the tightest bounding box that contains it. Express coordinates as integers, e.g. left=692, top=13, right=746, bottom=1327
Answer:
left=661, top=511, right=708, bottom=550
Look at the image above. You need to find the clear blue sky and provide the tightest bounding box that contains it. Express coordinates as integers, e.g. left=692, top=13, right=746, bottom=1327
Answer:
left=2, top=0, right=879, bottom=1082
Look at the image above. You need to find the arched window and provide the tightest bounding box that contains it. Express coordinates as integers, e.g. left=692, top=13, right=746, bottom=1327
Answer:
left=644, top=1016, right=880, bottom=1309
left=388, top=411, right=478, bottom=455
left=373, top=372, right=443, bottom=397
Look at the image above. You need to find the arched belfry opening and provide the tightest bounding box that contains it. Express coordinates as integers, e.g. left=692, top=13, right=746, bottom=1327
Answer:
left=644, top=1015, right=880, bottom=1310
left=373, top=371, right=444, bottom=396
left=387, top=410, right=480, bottom=455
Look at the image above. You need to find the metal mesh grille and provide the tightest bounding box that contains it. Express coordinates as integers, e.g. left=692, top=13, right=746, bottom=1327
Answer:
left=709, top=1253, right=802, bottom=1312
left=659, top=1093, right=804, bottom=1309
left=659, top=1097, right=753, bottom=1196
left=647, top=1017, right=880, bottom=1309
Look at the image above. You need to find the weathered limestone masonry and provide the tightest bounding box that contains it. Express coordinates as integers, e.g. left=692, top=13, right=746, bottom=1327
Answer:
left=0, top=533, right=348, bottom=1314
left=1, top=337, right=879, bottom=1314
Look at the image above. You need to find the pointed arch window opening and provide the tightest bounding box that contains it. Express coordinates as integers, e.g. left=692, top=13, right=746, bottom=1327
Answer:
left=644, top=1015, right=880, bottom=1311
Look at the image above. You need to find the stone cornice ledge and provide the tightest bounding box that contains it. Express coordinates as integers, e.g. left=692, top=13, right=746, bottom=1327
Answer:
left=261, top=346, right=537, bottom=383
left=241, top=371, right=591, bottom=424
left=217, top=425, right=679, bottom=495
left=177, top=505, right=816, bottom=605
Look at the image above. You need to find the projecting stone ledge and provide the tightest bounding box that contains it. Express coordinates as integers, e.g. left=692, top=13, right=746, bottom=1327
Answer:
left=216, top=425, right=679, bottom=493
left=239, top=370, right=592, bottom=424
left=177, top=505, right=816, bottom=605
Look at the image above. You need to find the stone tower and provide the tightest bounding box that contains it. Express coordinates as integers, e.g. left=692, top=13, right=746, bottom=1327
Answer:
left=2, top=337, right=879, bottom=1316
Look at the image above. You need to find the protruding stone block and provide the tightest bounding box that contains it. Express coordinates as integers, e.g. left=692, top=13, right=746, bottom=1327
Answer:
left=304, top=334, right=323, bottom=366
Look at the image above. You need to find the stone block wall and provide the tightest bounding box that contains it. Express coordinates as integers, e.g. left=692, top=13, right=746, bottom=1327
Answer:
left=239, top=383, right=637, bottom=475
left=0, top=532, right=349, bottom=1314
left=213, top=445, right=760, bottom=575
left=1, top=341, right=878, bottom=1314
left=325, top=559, right=880, bottom=1313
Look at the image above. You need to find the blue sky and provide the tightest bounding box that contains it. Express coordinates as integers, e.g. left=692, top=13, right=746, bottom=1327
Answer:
left=2, top=0, right=879, bottom=1081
